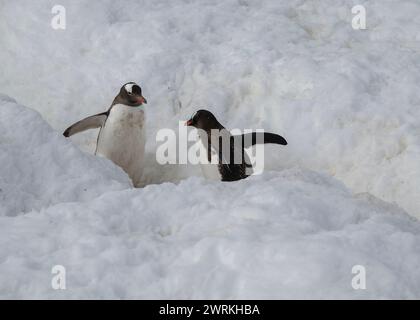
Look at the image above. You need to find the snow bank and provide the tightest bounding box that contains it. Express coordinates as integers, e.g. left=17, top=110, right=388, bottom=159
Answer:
left=1, top=96, right=420, bottom=299
left=1, top=0, right=419, bottom=218
left=1, top=0, right=420, bottom=299
left=0, top=95, right=131, bottom=216
left=1, top=163, right=420, bottom=299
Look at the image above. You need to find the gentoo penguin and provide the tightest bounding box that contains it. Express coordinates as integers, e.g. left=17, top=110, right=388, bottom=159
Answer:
left=63, top=82, right=147, bottom=187
left=185, top=109, right=287, bottom=182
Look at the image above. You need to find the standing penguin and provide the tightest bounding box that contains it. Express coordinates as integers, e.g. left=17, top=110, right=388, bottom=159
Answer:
left=185, top=109, right=287, bottom=182
left=63, top=82, right=147, bottom=187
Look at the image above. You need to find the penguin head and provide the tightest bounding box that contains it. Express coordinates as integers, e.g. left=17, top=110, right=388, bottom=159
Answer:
left=185, top=109, right=222, bottom=131
left=115, top=82, right=147, bottom=107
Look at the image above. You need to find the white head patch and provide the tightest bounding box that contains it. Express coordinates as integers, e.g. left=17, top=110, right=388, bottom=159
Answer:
left=124, top=83, right=136, bottom=94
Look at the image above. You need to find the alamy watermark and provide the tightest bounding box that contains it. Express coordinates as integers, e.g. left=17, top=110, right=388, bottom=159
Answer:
left=51, top=5, right=66, bottom=30
left=156, top=122, right=266, bottom=175
left=51, top=265, right=66, bottom=290
left=352, top=5, right=366, bottom=30
left=351, top=265, right=366, bottom=290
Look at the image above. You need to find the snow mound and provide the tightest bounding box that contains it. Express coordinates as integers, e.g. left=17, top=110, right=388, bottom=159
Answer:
left=0, top=96, right=131, bottom=216
left=1, top=0, right=420, bottom=299
left=1, top=0, right=419, bottom=218
left=0, top=99, right=420, bottom=299
left=1, top=165, right=420, bottom=299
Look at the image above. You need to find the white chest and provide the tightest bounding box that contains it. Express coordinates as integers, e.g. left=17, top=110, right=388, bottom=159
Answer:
left=104, top=104, right=145, bottom=135
left=197, top=132, right=222, bottom=181
left=96, top=104, right=146, bottom=186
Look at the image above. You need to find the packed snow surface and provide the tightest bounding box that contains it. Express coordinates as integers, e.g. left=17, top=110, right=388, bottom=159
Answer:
left=1, top=0, right=420, bottom=298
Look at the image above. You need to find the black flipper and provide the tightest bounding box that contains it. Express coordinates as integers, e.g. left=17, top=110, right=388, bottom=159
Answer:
left=63, top=111, right=108, bottom=137
left=239, top=132, right=287, bottom=147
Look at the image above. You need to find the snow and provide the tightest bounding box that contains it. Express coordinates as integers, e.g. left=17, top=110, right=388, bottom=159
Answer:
left=1, top=0, right=420, bottom=298
left=0, top=95, right=131, bottom=217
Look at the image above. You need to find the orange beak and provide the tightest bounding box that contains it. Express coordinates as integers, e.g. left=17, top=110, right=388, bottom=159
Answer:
left=185, top=119, right=193, bottom=126
left=137, top=96, right=147, bottom=105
